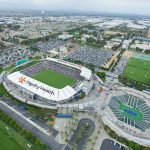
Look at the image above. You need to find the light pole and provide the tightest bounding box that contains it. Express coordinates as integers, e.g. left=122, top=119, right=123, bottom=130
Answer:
left=27, top=144, right=32, bottom=150
left=5, top=126, right=12, bottom=138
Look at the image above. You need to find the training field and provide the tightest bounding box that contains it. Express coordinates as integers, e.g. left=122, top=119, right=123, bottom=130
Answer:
left=32, top=69, right=76, bottom=89
left=0, top=128, right=24, bottom=150
left=123, top=58, right=150, bottom=84
left=0, top=120, right=29, bottom=150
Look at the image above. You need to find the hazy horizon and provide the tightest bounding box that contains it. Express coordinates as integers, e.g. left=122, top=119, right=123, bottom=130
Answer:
left=0, top=0, right=149, bottom=16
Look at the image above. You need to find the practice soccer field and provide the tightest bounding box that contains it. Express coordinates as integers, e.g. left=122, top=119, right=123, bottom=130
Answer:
left=0, top=120, right=28, bottom=150
left=123, top=58, right=150, bottom=84
left=0, top=128, right=25, bottom=150
left=32, top=69, right=76, bottom=89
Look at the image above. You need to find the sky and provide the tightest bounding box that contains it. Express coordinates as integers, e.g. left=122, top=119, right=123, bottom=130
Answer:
left=0, top=0, right=150, bottom=16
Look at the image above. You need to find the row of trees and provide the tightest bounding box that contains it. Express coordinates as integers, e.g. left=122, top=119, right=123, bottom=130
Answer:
left=1, top=36, right=19, bottom=44
left=21, top=34, right=59, bottom=45
left=0, top=25, right=4, bottom=32
left=145, top=50, right=150, bottom=54
left=104, top=125, right=149, bottom=150
left=0, top=110, right=50, bottom=150
left=86, top=38, right=105, bottom=49
left=118, top=75, right=150, bottom=91
left=110, top=49, right=126, bottom=72
left=0, top=41, right=6, bottom=49
left=29, top=45, right=40, bottom=52
left=7, top=24, right=20, bottom=31
left=100, top=59, right=115, bottom=71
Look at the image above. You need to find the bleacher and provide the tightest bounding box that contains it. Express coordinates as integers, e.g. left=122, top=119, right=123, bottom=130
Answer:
left=21, top=60, right=83, bottom=81
left=109, top=94, right=150, bottom=131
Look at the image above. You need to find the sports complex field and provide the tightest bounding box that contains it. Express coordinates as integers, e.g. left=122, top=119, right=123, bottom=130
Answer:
left=0, top=120, right=29, bottom=150
left=123, top=57, right=150, bottom=84
left=32, top=69, right=76, bottom=89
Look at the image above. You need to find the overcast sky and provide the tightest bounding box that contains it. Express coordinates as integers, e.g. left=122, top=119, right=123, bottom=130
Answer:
left=0, top=0, right=150, bottom=16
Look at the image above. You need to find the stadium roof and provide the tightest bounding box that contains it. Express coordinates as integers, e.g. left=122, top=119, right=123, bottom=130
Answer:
left=7, top=71, right=76, bottom=102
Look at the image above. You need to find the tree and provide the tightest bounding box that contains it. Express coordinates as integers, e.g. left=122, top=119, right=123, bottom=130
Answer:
left=96, top=72, right=106, bottom=79
left=134, top=143, right=140, bottom=150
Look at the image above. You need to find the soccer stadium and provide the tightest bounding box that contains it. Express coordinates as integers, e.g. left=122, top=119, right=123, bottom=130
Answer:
left=3, top=58, right=93, bottom=108
left=103, top=87, right=150, bottom=146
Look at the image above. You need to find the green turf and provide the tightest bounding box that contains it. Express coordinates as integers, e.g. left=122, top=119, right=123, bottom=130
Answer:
left=120, top=104, right=143, bottom=121
left=32, top=69, right=76, bottom=89
left=123, top=58, right=150, bottom=84
left=0, top=65, right=15, bottom=74
left=3, top=65, right=15, bottom=72
left=0, top=120, right=30, bottom=150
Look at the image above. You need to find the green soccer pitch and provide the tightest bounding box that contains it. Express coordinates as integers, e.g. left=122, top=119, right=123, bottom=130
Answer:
left=0, top=120, right=29, bottom=150
left=32, top=69, right=76, bottom=89
left=120, top=104, right=143, bottom=121
left=123, top=57, right=150, bottom=84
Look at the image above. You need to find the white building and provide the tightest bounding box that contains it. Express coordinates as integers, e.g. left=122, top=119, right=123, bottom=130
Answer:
left=5, top=58, right=93, bottom=107
left=58, top=33, right=73, bottom=40
left=122, top=40, right=132, bottom=49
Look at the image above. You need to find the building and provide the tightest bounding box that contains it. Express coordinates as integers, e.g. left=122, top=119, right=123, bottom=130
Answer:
left=122, top=40, right=132, bottom=49
left=4, top=58, right=93, bottom=108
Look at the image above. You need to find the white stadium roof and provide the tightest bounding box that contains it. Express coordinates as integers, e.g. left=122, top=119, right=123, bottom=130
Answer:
left=7, top=71, right=76, bottom=102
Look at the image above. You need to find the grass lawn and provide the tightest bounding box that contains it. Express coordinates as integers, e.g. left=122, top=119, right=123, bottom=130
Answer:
left=123, top=58, right=150, bottom=84
left=0, top=65, right=15, bottom=74
left=0, top=84, right=10, bottom=97
left=32, top=69, right=76, bottom=89
left=11, top=60, right=40, bottom=73
left=0, top=120, right=30, bottom=150
left=3, top=65, right=15, bottom=72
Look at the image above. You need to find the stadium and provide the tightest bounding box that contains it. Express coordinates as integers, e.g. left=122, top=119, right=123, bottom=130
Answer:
left=3, top=58, right=93, bottom=108
left=103, top=87, right=150, bottom=146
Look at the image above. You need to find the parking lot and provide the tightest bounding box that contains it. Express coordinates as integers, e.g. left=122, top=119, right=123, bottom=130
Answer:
left=100, top=139, right=130, bottom=150
left=66, top=46, right=114, bottom=66
left=36, top=38, right=66, bottom=52
left=0, top=47, right=31, bottom=67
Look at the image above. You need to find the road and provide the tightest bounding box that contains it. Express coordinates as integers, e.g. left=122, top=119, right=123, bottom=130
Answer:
left=0, top=98, right=63, bottom=150
left=1, top=97, right=59, bottom=137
